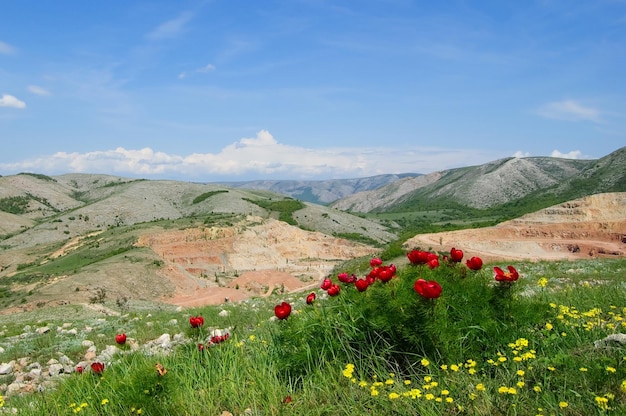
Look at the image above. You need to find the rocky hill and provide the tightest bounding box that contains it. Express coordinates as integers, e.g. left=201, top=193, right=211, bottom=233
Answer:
left=330, top=146, right=626, bottom=213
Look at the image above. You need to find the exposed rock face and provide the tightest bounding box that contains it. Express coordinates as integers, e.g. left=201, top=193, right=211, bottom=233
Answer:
left=135, top=216, right=379, bottom=307
left=404, top=193, right=626, bottom=262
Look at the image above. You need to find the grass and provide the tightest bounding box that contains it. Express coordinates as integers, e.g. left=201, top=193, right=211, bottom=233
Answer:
left=1, top=254, right=625, bottom=415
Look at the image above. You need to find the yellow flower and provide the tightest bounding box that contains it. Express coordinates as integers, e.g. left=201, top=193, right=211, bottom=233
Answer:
left=404, top=380, right=411, bottom=385
left=359, top=381, right=368, bottom=388
left=385, top=379, right=394, bottom=385
left=389, top=392, right=400, bottom=400
left=476, top=383, right=486, bottom=391
left=606, top=366, right=616, bottom=373
left=533, top=385, right=542, bottom=393
left=342, top=364, right=355, bottom=378
left=421, top=358, right=430, bottom=367
left=446, top=397, right=454, bottom=403
left=595, top=396, right=610, bottom=411
left=468, top=393, right=477, bottom=401
left=579, top=367, right=588, bottom=372
left=545, top=322, right=553, bottom=330
left=559, top=401, right=568, bottom=409
left=516, top=381, right=525, bottom=388
left=468, top=368, right=477, bottom=375
left=440, top=364, right=448, bottom=371
left=498, top=386, right=508, bottom=394
left=371, top=388, right=379, bottom=397
left=547, top=366, right=555, bottom=371
left=101, top=398, right=109, bottom=405
left=507, top=387, right=517, bottom=395
left=498, top=356, right=507, bottom=363
left=621, top=380, right=626, bottom=393
left=441, top=389, right=449, bottom=395
left=424, top=376, right=432, bottom=382
left=537, top=278, right=548, bottom=287
left=516, top=370, right=525, bottom=377
left=450, top=364, right=459, bottom=372
left=425, top=393, right=435, bottom=401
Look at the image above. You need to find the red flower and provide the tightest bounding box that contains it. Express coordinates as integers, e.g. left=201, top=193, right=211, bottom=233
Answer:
left=407, top=250, right=430, bottom=265
left=450, top=247, right=463, bottom=263
left=466, top=256, right=483, bottom=271
left=413, top=278, right=442, bottom=299
left=320, top=278, right=332, bottom=290
left=115, top=333, right=127, bottom=345
left=198, top=343, right=205, bottom=351
left=282, top=395, right=293, bottom=404
left=76, top=365, right=83, bottom=374
left=355, top=278, right=369, bottom=292
left=370, top=257, right=383, bottom=267
left=189, top=316, right=204, bottom=328
left=90, top=362, right=105, bottom=375
left=327, top=284, right=341, bottom=297
left=306, top=292, right=316, bottom=304
left=494, top=266, right=519, bottom=282
left=338, top=272, right=356, bottom=284
left=427, top=258, right=440, bottom=269
left=274, top=302, right=292, bottom=320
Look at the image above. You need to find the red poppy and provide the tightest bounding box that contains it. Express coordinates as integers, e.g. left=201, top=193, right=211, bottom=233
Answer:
left=76, top=365, right=83, bottom=374
left=450, top=248, right=463, bottom=263
left=466, top=256, right=483, bottom=271
left=413, top=278, right=443, bottom=299
left=198, top=343, right=204, bottom=351
left=189, top=316, right=204, bottom=328
left=494, top=265, right=519, bottom=282
left=355, top=278, right=369, bottom=292
left=90, top=362, right=105, bottom=375
left=306, top=292, right=316, bottom=304
left=274, top=302, right=292, bottom=320
left=115, top=333, right=127, bottom=345
left=320, top=278, right=332, bottom=290
left=327, top=284, right=341, bottom=297
left=370, top=257, right=383, bottom=267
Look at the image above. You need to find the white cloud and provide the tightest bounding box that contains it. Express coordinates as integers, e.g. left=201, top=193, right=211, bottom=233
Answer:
left=550, top=149, right=583, bottom=159
left=0, top=40, right=15, bottom=54
left=198, top=64, right=216, bottom=73
left=0, top=130, right=505, bottom=180
left=513, top=150, right=531, bottom=158
left=0, top=94, right=26, bottom=109
left=536, top=100, right=603, bottom=123
left=28, top=85, right=51, bottom=96
left=145, top=11, right=193, bottom=40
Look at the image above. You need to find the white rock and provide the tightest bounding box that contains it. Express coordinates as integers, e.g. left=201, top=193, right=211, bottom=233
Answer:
left=218, top=309, right=230, bottom=317
left=0, top=361, right=14, bottom=375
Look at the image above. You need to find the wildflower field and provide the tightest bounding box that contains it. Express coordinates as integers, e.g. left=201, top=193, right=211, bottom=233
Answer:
left=1, top=248, right=625, bottom=415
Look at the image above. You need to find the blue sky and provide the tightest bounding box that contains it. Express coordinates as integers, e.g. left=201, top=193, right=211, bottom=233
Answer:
left=1, top=0, right=625, bottom=181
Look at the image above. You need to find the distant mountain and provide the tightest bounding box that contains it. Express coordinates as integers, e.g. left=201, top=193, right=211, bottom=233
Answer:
left=215, top=173, right=421, bottom=205
left=330, top=146, right=626, bottom=214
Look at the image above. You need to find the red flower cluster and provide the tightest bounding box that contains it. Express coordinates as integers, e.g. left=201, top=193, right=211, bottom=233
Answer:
left=189, top=316, right=204, bottom=328
left=208, top=332, right=230, bottom=345
left=494, top=265, right=519, bottom=282
left=320, top=278, right=341, bottom=296
left=413, top=278, right=443, bottom=299
left=407, top=250, right=440, bottom=269
left=274, top=302, right=292, bottom=320
left=115, top=333, right=127, bottom=345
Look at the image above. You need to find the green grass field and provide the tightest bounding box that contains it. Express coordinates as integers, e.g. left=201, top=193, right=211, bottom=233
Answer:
left=1, top=253, right=625, bottom=415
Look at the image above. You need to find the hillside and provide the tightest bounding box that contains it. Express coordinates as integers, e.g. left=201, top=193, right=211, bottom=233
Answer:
left=330, top=146, right=626, bottom=213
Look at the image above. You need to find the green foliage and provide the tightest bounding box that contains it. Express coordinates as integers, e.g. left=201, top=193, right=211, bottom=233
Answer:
left=332, top=232, right=379, bottom=246
left=0, top=196, right=30, bottom=214
left=243, top=197, right=305, bottom=225
left=192, top=190, right=229, bottom=204
left=18, top=172, right=56, bottom=182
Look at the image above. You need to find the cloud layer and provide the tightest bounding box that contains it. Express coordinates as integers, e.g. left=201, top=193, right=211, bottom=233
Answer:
left=0, top=131, right=588, bottom=181
left=0, top=94, right=26, bottom=109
